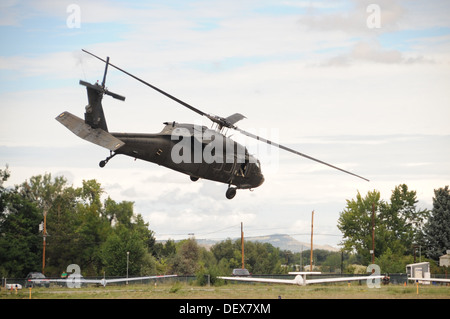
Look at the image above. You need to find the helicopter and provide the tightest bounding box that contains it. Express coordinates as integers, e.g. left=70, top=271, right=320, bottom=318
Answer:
left=56, top=49, right=368, bottom=199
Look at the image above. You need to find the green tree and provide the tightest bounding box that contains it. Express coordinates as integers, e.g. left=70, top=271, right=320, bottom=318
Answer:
left=164, top=239, right=177, bottom=257
left=0, top=188, right=42, bottom=277
left=338, top=185, right=429, bottom=265
left=101, top=224, right=154, bottom=277
left=101, top=196, right=157, bottom=276
left=18, top=173, right=80, bottom=276
left=337, top=189, right=380, bottom=263
left=422, top=186, right=450, bottom=260
left=245, top=241, right=282, bottom=274
left=170, top=238, right=200, bottom=275
left=379, top=184, right=429, bottom=254
left=132, top=213, right=156, bottom=252
left=321, top=252, right=342, bottom=273
left=0, top=165, right=11, bottom=217
left=44, top=184, right=80, bottom=276
left=104, top=197, right=133, bottom=226
left=0, top=169, right=163, bottom=278
left=155, top=239, right=175, bottom=257
left=211, top=239, right=237, bottom=261
left=210, top=238, right=284, bottom=275
left=72, top=180, right=110, bottom=275
left=375, top=248, right=414, bottom=273
left=211, top=238, right=241, bottom=272
left=20, top=174, right=68, bottom=213
left=0, top=167, right=42, bottom=277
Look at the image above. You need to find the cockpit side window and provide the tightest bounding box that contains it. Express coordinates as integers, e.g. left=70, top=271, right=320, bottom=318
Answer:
left=235, top=159, right=249, bottom=177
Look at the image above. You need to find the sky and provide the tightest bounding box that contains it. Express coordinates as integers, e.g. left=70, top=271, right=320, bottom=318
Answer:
left=1, top=0, right=449, bottom=249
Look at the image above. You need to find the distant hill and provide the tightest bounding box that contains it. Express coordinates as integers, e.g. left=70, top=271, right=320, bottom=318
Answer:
left=245, top=234, right=339, bottom=252
left=194, top=234, right=339, bottom=252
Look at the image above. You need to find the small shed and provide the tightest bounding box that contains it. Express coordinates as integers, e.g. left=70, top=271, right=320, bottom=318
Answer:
left=406, top=262, right=430, bottom=283
left=439, top=251, right=450, bottom=267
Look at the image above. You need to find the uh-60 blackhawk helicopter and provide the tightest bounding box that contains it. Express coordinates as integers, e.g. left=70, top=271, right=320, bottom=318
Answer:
left=56, top=50, right=368, bottom=199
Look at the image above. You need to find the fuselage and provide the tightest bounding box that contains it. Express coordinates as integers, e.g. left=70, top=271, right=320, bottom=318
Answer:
left=111, top=122, right=265, bottom=189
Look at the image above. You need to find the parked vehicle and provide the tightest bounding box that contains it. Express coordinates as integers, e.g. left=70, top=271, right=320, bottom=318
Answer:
left=25, top=272, right=50, bottom=288
left=6, top=283, right=22, bottom=290
left=232, top=268, right=251, bottom=276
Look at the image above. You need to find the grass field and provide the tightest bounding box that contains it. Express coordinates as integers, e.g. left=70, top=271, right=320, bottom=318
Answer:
left=2, top=282, right=449, bottom=299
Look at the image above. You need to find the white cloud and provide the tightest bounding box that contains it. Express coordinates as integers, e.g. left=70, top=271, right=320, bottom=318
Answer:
left=1, top=0, right=450, bottom=247
left=298, top=0, right=405, bottom=34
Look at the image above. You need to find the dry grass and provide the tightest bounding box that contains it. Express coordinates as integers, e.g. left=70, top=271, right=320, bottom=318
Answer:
left=3, top=282, right=449, bottom=299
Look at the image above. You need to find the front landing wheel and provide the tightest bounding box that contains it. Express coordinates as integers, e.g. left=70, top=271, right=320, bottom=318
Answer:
left=226, top=187, right=237, bottom=200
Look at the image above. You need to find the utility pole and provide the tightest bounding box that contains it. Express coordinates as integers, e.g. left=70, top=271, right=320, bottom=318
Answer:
left=42, top=208, right=47, bottom=275
left=126, top=251, right=129, bottom=285
left=310, top=210, right=314, bottom=272
left=372, top=203, right=375, bottom=264
left=241, top=222, right=245, bottom=269
left=300, top=245, right=303, bottom=271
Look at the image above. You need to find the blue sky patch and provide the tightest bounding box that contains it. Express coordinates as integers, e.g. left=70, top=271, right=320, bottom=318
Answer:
left=379, top=26, right=450, bottom=51
left=0, top=17, right=129, bottom=57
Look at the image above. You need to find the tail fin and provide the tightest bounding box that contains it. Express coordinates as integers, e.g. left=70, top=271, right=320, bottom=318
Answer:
left=80, top=56, right=125, bottom=132
left=81, top=81, right=110, bottom=131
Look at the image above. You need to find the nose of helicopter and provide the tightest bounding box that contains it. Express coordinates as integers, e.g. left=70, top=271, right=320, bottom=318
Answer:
left=257, top=175, right=265, bottom=187
left=252, top=159, right=264, bottom=188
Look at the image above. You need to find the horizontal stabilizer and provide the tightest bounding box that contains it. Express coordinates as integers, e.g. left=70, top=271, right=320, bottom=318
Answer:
left=56, top=112, right=124, bottom=151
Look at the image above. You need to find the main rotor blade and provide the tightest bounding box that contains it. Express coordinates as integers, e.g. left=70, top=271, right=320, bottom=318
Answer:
left=82, top=49, right=206, bottom=117
left=81, top=50, right=369, bottom=182
left=236, top=127, right=369, bottom=182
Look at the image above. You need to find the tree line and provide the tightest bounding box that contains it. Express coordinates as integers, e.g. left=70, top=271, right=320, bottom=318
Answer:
left=338, top=184, right=450, bottom=274
left=1, top=166, right=449, bottom=282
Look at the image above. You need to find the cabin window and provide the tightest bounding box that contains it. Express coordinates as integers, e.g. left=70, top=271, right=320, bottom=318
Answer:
left=234, top=160, right=249, bottom=177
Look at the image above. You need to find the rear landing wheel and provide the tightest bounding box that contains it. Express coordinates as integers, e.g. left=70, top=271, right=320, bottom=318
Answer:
left=226, top=187, right=237, bottom=200
left=99, top=152, right=117, bottom=168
